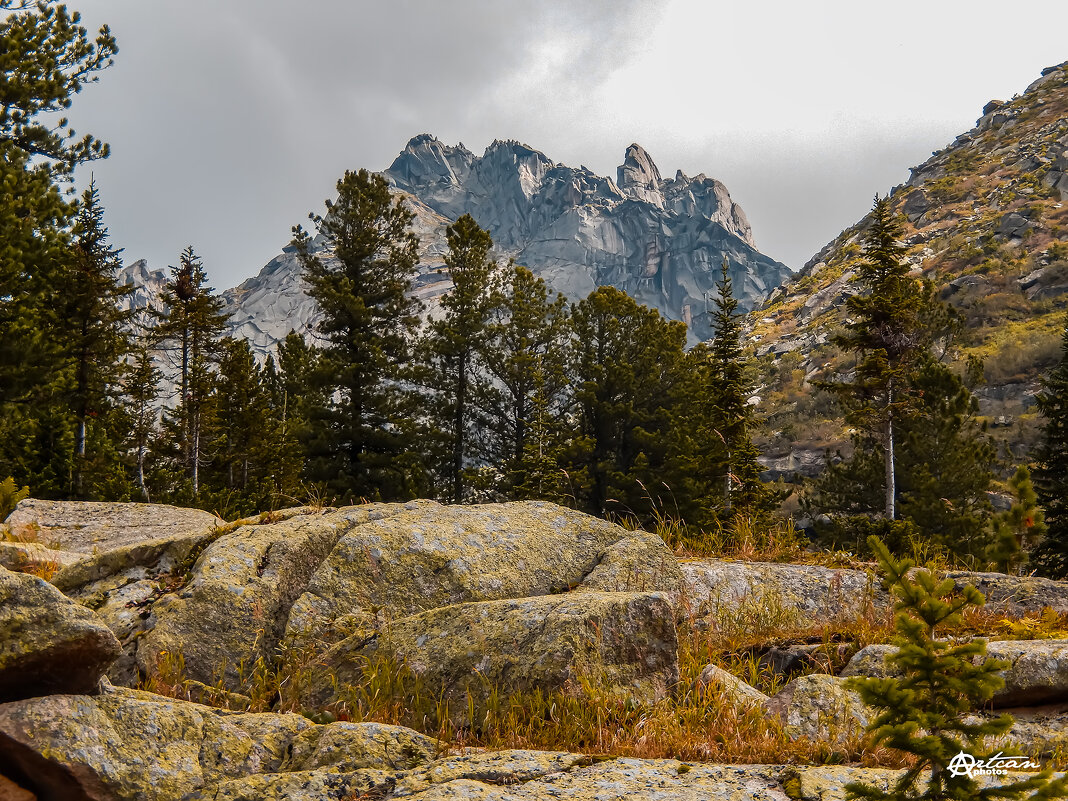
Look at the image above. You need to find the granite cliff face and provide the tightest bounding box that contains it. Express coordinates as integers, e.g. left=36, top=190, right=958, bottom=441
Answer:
left=203, top=136, right=790, bottom=356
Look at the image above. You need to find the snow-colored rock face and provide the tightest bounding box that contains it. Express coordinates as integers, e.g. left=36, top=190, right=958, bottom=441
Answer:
left=125, top=136, right=791, bottom=360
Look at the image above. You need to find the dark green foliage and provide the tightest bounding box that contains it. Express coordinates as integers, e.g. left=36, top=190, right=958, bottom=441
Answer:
left=154, top=247, right=228, bottom=500
left=563, top=286, right=687, bottom=520
left=294, top=169, right=425, bottom=502
left=0, top=476, right=29, bottom=520
left=0, top=1, right=116, bottom=174
left=1034, top=315, right=1068, bottom=578
left=64, top=180, right=134, bottom=498
left=478, top=263, right=570, bottom=500
left=201, top=338, right=274, bottom=515
left=989, top=466, right=1046, bottom=574
left=123, top=337, right=160, bottom=501
left=675, top=257, right=776, bottom=527
left=811, top=197, right=995, bottom=558
left=417, top=214, right=496, bottom=502
left=846, top=536, right=1067, bottom=801
left=819, top=196, right=930, bottom=519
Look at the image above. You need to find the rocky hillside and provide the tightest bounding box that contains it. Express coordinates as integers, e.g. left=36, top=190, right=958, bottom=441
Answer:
left=752, top=61, right=1068, bottom=475
left=4, top=499, right=1068, bottom=798
left=126, top=137, right=791, bottom=359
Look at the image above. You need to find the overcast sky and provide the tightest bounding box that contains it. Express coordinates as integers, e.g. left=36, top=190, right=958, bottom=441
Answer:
left=69, top=0, right=1068, bottom=289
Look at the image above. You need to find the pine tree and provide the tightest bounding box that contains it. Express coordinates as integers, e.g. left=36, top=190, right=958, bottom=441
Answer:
left=822, top=196, right=927, bottom=520
left=271, top=331, right=322, bottom=501
left=1033, top=316, right=1068, bottom=578
left=989, top=466, right=1046, bottom=574
left=418, top=214, right=496, bottom=502
left=846, top=536, right=1067, bottom=801
left=564, top=286, right=686, bottom=520
left=155, top=247, right=228, bottom=500
left=64, top=179, right=134, bottom=497
left=478, top=263, right=570, bottom=499
left=206, top=337, right=271, bottom=513
left=123, top=336, right=160, bottom=501
left=0, top=1, right=116, bottom=176
left=0, top=0, right=117, bottom=495
left=294, top=169, right=424, bottom=502
left=680, top=257, right=775, bottom=525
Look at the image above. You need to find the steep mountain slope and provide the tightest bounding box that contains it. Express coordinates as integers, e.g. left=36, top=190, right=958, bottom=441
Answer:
left=221, top=136, right=791, bottom=356
left=752, top=62, right=1068, bottom=476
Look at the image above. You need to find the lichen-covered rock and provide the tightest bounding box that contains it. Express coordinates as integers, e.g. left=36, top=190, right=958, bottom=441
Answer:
left=945, top=571, right=1068, bottom=616
left=0, top=565, right=120, bottom=702
left=4, top=499, right=220, bottom=559
left=286, top=501, right=683, bottom=637
left=0, top=541, right=82, bottom=575
left=762, top=674, right=869, bottom=742
left=304, top=591, right=679, bottom=714
left=0, top=690, right=311, bottom=801
left=281, top=721, right=436, bottom=772
left=680, top=559, right=885, bottom=625
left=842, top=639, right=1068, bottom=707
left=137, top=504, right=413, bottom=689
left=0, top=686, right=435, bottom=801
left=694, top=664, right=769, bottom=708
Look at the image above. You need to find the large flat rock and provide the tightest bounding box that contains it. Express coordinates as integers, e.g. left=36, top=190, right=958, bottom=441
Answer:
left=4, top=500, right=221, bottom=556
left=945, top=571, right=1068, bottom=616
left=303, top=590, right=679, bottom=715
left=286, top=500, right=683, bottom=636
left=679, top=559, right=885, bottom=625
left=0, top=565, right=119, bottom=702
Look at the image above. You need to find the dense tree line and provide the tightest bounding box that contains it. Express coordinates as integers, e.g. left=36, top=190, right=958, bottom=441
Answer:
left=7, top=3, right=1068, bottom=573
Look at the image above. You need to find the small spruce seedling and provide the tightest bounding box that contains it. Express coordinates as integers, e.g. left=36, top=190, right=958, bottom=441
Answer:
left=846, top=535, right=1067, bottom=801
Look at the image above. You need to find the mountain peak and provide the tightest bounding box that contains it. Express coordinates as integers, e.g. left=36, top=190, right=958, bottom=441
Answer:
left=617, top=144, right=664, bottom=207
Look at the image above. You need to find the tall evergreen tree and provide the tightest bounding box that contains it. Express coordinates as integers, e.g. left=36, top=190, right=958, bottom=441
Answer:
left=64, top=179, right=133, bottom=497
left=206, top=337, right=271, bottom=512
left=0, top=0, right=116, bottom=494
left=478, top=263, right=570, bottom=499
left=678, top=257, right=775, bottom=526
left=810, top=198, right=996, bottom=557
left=123, top=336, right=160, bottom=501
left=0, top=1, right=116, bottom=176
left=293, top=169, right=424, bottom=502
left=418, top=214, right=496, bottom=502
left=271, top=331, right=323, bottom=500
left=1033, top=315, right=1068, bottom=578
left=822, top=196, right=927, bottom=519
left=155, top=246, right=228, bottom=500
left=564, top=286, right=686, bottom=520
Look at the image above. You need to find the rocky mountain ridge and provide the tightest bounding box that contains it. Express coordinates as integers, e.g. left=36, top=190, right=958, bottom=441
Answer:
left=121, top=137, right=791, bottom=358
left=750, top=61, right=1068, bottom=473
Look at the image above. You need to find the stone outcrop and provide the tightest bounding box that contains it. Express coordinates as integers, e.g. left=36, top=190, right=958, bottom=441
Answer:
left=763, top=674, right=870, bottom=742
left=0, top=686, right=436, bottom=801
left=0, top=565, right=120, bottom=702
left=286, top=500, right=682, bottom=635
left=2, top=499, right=222, bottom=596
left=679, top=559, right=884, bottom=625
left=304, top=591, right=679, bottom=714
left=842, top=639, right=1068, bottom=707
left=944, top=571, right=1068, bottom=616
left=0, top=688, right=980, bottom=801
left=49, top=500, right=682, bottom=710
left=694, top=664, right=769, bottom=708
